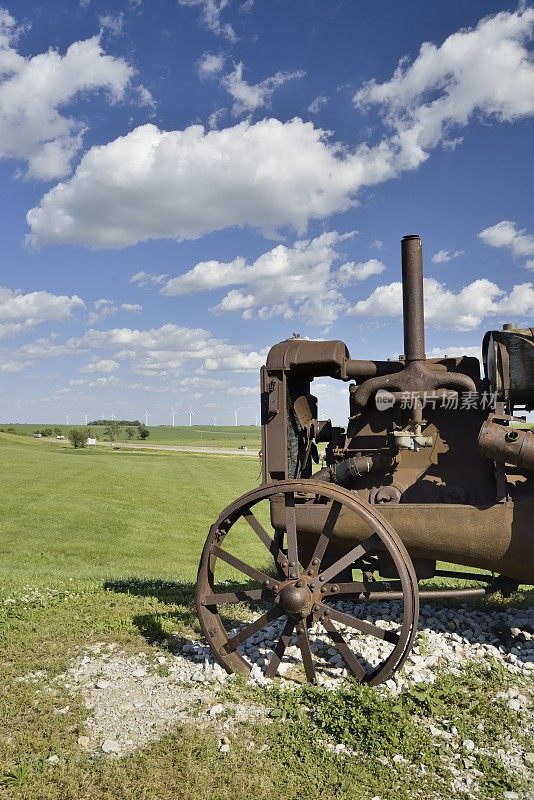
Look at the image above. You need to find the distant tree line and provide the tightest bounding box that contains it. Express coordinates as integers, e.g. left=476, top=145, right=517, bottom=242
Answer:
left=88, top=419, right=142, bottom=426
left=68, top=422, right=149, bottom=448
left=33, top=427, right=63, bottom=437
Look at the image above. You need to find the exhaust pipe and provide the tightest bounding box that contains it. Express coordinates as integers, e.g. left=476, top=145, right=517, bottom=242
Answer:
left=401, top=235, right=426, bottom=363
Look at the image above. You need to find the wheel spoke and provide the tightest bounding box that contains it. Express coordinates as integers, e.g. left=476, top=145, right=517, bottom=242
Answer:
left=242, top=508, right=288, bottom=574
left=318, top=532, right=380, bottom=584
left=222, top=606, right=284, bottom=653
left=296, top=621, right=316, bottom=682
left=318, top=603, right=400, bottom=645
left=200, top=589, right=271, bottom=606
left=321, top=617, right=366, bottom=681
left=265, top=617, right=295, bottom=678
left=306, top=500, right=342, bottom=572
left=212, top=546, right=272, bottom=586
left=284, top=493, right=299, bottom=572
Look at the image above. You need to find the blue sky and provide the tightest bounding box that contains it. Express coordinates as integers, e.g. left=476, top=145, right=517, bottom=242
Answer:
left=1, top=0, right=533, bottom=426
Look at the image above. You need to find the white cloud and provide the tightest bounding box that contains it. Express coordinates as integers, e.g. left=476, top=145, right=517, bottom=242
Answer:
left=26, top=9, right=534, bottom=249
left=335, top=259, right=385, bottom=285
left=99, top=13, right=124, bottom=36
left=221, top=62, right=305, bottom=115
left=130, top=271, right=169, bottom=288
left=0, top=13, right=133, bottom=179
left=478, top=220, right=534, bottom=270
left=87, top=299, right=143, bottom=324
left=88, top=375, right=119, bottom=388
left=426, top=345, right=482, bottom=360
left=197, top=51, right=225, bottom=78
left=432, top=249, right=464, bottom=263
left=80, top=358, right=119, bottom=373
left=207, top=106, right=226, bottom=129
left=163, top=231, right=370, bottom=324
left=26, top=119, right=393, bottom=248
left=136, top=85, right=156, bottom=115
left=349, top=277, right=534, bottom=331
left=0, top=286, right=84, bottom=338
left=308, top=95, right=328, bottom=114
left=354, top=7, right=534, bottom=172
left=178, top=0, right=237, bottom=42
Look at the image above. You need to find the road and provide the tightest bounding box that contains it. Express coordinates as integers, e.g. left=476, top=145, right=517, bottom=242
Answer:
left=98, top=441, right=260, bottom=457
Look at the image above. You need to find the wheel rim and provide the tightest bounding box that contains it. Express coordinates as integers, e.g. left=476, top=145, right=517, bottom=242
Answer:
left=196, top=480, right=419, bottom=686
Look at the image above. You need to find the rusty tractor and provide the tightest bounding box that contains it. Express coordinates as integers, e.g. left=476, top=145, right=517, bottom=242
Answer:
left=196, top=234, right=534, bottom=685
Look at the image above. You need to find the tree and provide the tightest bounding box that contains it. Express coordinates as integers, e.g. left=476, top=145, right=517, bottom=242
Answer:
left=42, top=427, right=54, bottom=437
left=138, top=424, right=150, bottom=440
left=125, top=427, right=135, bottom=440
left=53, top=426, right=63, bottom=436
left=104, top=422, right=120, bottom=442
left=68, top=429, right=86, bottom=449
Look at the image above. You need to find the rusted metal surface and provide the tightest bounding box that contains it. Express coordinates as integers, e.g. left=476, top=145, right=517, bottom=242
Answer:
left=199, top=233, right=533, bottom=686
left=196, top=481, right=418, bottom=685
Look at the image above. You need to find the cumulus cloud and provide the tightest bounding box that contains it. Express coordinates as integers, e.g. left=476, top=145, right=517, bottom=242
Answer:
left=80, top=358, right=119, bottom=373
left=87, top=299, right=143, bottom=324
left=308, top=95, right=328, bottom=114
left=221, top=62, right=305, bottom=115
left=349, top=277, right=534, bottom=331
left=197, top=51, right=225, bottom=77
left=354, top=7, right=534, bottom=172
left=0, top=10, right=133, bottom=179
left=178, top=0, right=237, bottom=42
left=426, top=345, right=482, bottom=360
left=0, top=286, right=84, bottom=338
left=162, top=231, right=382, bottom=324
left=26, top=119, right=394, bottom=248
left=478, top=220, right=534, bottom=270
left=26, top=8, right=534, bottom=249
left=130, top=271, right=169, bottom=288
left=432, top=249, right=464, bottom=263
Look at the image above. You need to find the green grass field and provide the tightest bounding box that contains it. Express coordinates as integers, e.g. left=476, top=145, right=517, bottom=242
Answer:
left=0, top=432, right=531, bottom=800
left=0, top=423, right=262, bottom=450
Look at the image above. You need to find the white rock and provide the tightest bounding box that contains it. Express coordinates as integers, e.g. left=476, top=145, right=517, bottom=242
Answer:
left=95, top=680, right=110, bottom=689
left=46, top=755, right=60, bottom=765
left=131, top=667, right=148, bottom=678
left=101, top=738, right=121, bottom=754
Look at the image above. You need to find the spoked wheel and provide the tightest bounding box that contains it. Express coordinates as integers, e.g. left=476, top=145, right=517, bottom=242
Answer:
left=196, top=480, right=419, bottom=686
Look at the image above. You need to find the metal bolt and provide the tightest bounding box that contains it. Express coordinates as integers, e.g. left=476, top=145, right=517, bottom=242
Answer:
left=265, top=581, right=271, bottom=588
left=307, top=570, right=314, bottom=576
left=290, top=572, right=297, bottom=579
left=273, top=584, right=279, bottom=591
left=312, top=558, right=319, bottom=565
left=332, top=585, right=339, bottom=593
left=209, top=628, right=217, bottom=637
left=274, top=596, right=280, bottom=603
left=321, top=586, right=327, bottom=593
left=324, top=609, right=330, bottom=616
left=309, top=583, right=316, bottom=590
left=289, top=561, right=295, bottom=567
left=318, top=576, right=324, bottom=582
left=295, top=580, right=303, bottom=588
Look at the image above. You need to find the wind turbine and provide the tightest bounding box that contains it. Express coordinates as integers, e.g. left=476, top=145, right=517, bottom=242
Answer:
left=188, top=407, right=196, bottom=427
left=84, top=414, right=89, bottom=425
left=66, top=414, right=70, bottom=426
left=234, top=407, right=241, bottom=426
left=171, top=408, right=178, bottom=427
left=213, top=415, right=218, bottom=426
left=111, top=411, right=116, bottom=421
left=101, top=411, right=105, bottom=421
left=143, top=410, right=151, bottom=426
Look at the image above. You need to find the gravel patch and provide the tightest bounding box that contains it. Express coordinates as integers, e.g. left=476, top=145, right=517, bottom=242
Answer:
left=54, top=602, right=533, bottom=762
left=59, top=642, right=265, bottom=757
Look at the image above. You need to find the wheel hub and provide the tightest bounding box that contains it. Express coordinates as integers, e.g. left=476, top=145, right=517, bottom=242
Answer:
left=277, top=581, right=313, bottom=617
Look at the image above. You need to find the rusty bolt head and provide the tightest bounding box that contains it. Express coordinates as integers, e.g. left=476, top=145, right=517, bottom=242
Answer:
left=312, top=558, right=319, bottom=566
left=318, top=576, right=324, bottom=582
left=289, top=561, right=295, bottom=567
left=324, top=609, right=330, bottom=616
left=307, top=569, right=314, bottom=576
left=295, top=580, right=303, bottom=588
left=332, top=585, right=339, bottom=593
left=290, top=572, right=297, bottom=579
left=309, top=582, right=316, bottom=590
left=273, top=584, right=279, bottom=591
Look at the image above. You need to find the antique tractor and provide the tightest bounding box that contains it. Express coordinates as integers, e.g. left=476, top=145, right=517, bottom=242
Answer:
left=196, top=235, right=534, bottom=685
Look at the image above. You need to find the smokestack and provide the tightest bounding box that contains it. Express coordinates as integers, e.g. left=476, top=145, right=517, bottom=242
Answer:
left=401, top=234, right=426, bottom=363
